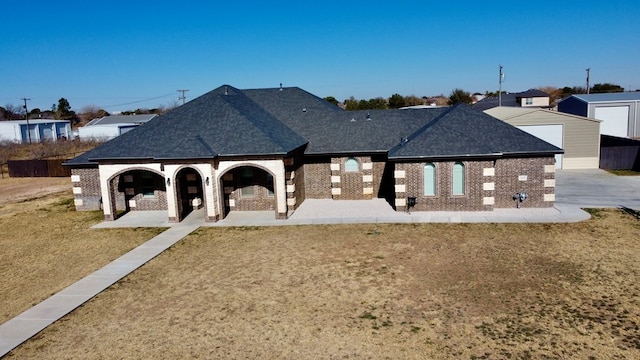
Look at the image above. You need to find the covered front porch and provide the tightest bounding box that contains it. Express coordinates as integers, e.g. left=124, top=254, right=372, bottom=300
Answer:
left=96, top=158, right=291, bottom=223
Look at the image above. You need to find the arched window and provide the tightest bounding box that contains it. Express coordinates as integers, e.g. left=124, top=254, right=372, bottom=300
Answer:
left=345, top=158, right=359, bottom=172
left=452, top=162, right=465, bottom=195
left=424, top=163, right=436, bottom=196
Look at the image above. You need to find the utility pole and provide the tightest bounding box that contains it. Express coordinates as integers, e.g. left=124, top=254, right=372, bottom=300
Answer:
left=22, top=98, right=32, bottom=144
left=177, top=89, right=189, bottom=105
left=498, top=65, right=504, bottom=107
left=586, top=68, right=590, bottom=94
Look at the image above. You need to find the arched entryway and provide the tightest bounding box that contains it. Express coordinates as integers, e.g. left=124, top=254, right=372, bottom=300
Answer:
left=108, top=169, right=167, bottom=219
left=175, top=167, right=205, bottom=221
left=219, top=165, right=276, bottom=219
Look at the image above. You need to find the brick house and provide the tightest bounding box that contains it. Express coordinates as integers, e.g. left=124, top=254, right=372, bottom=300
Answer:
left=64, top=85, right=562, bottom=222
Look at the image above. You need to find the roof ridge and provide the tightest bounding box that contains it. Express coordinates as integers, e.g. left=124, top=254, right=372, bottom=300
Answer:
left=388, top=105, right=457, bottom=155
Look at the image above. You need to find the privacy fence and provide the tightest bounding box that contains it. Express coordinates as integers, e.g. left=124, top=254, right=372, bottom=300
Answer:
left=599, top=135, right=640, bottom=170
left=8, top=159, right=71, bottom=177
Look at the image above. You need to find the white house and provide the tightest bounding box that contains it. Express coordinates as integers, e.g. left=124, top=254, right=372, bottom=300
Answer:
left=0, top=119, right=72, bottom=143
left=78, top=114, right=157, bottom=141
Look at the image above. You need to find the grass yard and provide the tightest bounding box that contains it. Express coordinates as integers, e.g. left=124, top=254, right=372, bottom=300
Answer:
left=5, top=202, right=640, bottom=359
left=0, top=185, right=163, bottom=325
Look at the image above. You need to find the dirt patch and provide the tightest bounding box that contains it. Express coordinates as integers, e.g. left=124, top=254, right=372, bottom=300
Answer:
left=0, top=176, right=71, bottom=207
left=7, top=210, right=640, bottom=359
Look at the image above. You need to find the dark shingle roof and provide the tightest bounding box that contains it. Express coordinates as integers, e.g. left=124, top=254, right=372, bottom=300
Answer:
left=390, top=105, right=562, bottom=160
left=66, top=85, right=561, bottom=166
left=473, top=89, right=549, bottom=111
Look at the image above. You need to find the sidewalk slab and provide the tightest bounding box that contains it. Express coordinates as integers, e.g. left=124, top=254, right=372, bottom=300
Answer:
left=0, top=223, right=199, bottom=358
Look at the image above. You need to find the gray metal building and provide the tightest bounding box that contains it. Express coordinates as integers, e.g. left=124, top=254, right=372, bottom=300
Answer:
left=558, top=92, right=640, bottom=138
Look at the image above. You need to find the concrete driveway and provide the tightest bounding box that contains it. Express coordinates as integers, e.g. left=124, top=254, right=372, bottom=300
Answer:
left=555, top=169, right=640, bottom=209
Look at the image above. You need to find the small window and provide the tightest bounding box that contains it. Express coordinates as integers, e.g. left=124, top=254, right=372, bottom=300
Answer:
left=240, top=168, right=254, bottom=197
left=525, top=98, right=533, bottom=105
left=452, top=162, right=465, bottom=195
left=345, top=158, right=359, bottom=172
left=266, top=173, right=274, bottom=197
left=424, top=163, right=436, bottom=196
left=141, top=172, right=155, bottom=198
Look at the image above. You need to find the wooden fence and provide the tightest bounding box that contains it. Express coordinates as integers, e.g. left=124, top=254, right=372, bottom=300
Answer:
left=599, top=135, right=640, bottom=170
left=8, top=159, right=71, bottom=177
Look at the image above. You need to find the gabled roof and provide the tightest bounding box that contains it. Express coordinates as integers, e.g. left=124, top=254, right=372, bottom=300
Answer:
left=390, top=105, right=562, bottom=160
left=560, top=92, right=640, bottom=103
left=473, top=89, right=549, bottom=111
left=515, top=89, right=549, bottom=98
left=85, top=114, right=157, bottom=126
left=485, top=107, right=601, bottom=123
left=66, top=85, right=561, bottom=166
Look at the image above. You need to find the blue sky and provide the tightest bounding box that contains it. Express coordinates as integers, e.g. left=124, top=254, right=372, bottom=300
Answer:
left=2, top=1, right=639, bottom=113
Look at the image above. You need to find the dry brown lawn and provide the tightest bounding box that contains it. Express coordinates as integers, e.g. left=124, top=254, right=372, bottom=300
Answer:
left=0, top=178, right=163, bottom=325
left=5, top=204, right=640, bottom=359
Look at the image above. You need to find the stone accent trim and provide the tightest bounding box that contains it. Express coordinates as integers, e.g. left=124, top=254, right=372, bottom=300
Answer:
left=483, top=168, right=495, bottom=176
left=482, top=182, right=495, bottom=191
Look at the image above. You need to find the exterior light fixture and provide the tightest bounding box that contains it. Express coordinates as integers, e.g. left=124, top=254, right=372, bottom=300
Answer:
left=206, top=177, right=210, bottom=186
left=166, top=178, right=171, bottom=186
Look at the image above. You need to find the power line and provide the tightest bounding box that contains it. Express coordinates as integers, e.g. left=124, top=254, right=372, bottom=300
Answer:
left=103, top=92, right=176, bottom=108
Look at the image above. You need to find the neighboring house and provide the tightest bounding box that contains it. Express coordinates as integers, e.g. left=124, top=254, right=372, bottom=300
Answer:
left=0, top=119, right=72, bottom=143
left=473, top=89, right=550, bottom=111
left=64, top=85, right=562, bottom=223
left=78, top=114, right=157, bottom=141
left=558, top=92, right=640, bottom=138
left=485, top=107, right=601, bottom=169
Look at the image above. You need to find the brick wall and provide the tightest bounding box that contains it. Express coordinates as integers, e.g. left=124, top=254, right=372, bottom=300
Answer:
left=394, top=160, right=491, bottom=212
left=70, top=167, right=101, bottom=211
left=303, top=157, right=332, bottom=198
left=393, top=156, right=556, bottom=211
left=223, top=167, right=276, bottom=212
left=116, top=170, right=168, bottom=211
left=493, top=157, right=555, bottom=208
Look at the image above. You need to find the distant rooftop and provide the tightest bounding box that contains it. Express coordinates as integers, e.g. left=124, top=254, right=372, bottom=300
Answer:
left=86, top=114, right=157, bottom=126
left=564, top=92, right=640, bottom=103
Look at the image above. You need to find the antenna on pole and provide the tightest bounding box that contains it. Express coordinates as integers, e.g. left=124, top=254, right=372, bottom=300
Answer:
left=21, top=97, right=32, bottom=144
left=498, top=65, right=504, bottom=107
left=585, top=68, right=590, bottom=94
left=177, top=89, right=189, bottom=105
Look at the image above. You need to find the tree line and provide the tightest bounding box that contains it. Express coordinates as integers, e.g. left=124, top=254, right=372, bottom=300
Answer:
left=324, top=82, right=632, bottom=110
left=3, top=83, right=631, bottom=121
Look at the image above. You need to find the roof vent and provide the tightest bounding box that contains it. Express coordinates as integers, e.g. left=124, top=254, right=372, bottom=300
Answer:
left=302, top=108, right=307, bottom=112
left=224, top=86, right=228, bottom=95
left=350, top=117, right=356, bottom=122
left=279, top=83, right=283, bottom=91
left=366, top=113, right=371, bottom=120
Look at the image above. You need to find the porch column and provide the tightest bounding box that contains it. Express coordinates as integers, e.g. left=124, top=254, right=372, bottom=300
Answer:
left=274, top=160, right=287, bottom=219
left=164, top=165, right=179, bottom=222
left=98, top=166, right=115, bottom=221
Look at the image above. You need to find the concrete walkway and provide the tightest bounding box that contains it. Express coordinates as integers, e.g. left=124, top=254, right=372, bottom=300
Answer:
left=0, top=218, right=200, bottom=358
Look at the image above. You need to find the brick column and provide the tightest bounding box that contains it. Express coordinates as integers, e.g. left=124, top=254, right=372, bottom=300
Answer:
left=394, top=167, right=406, bottom=212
